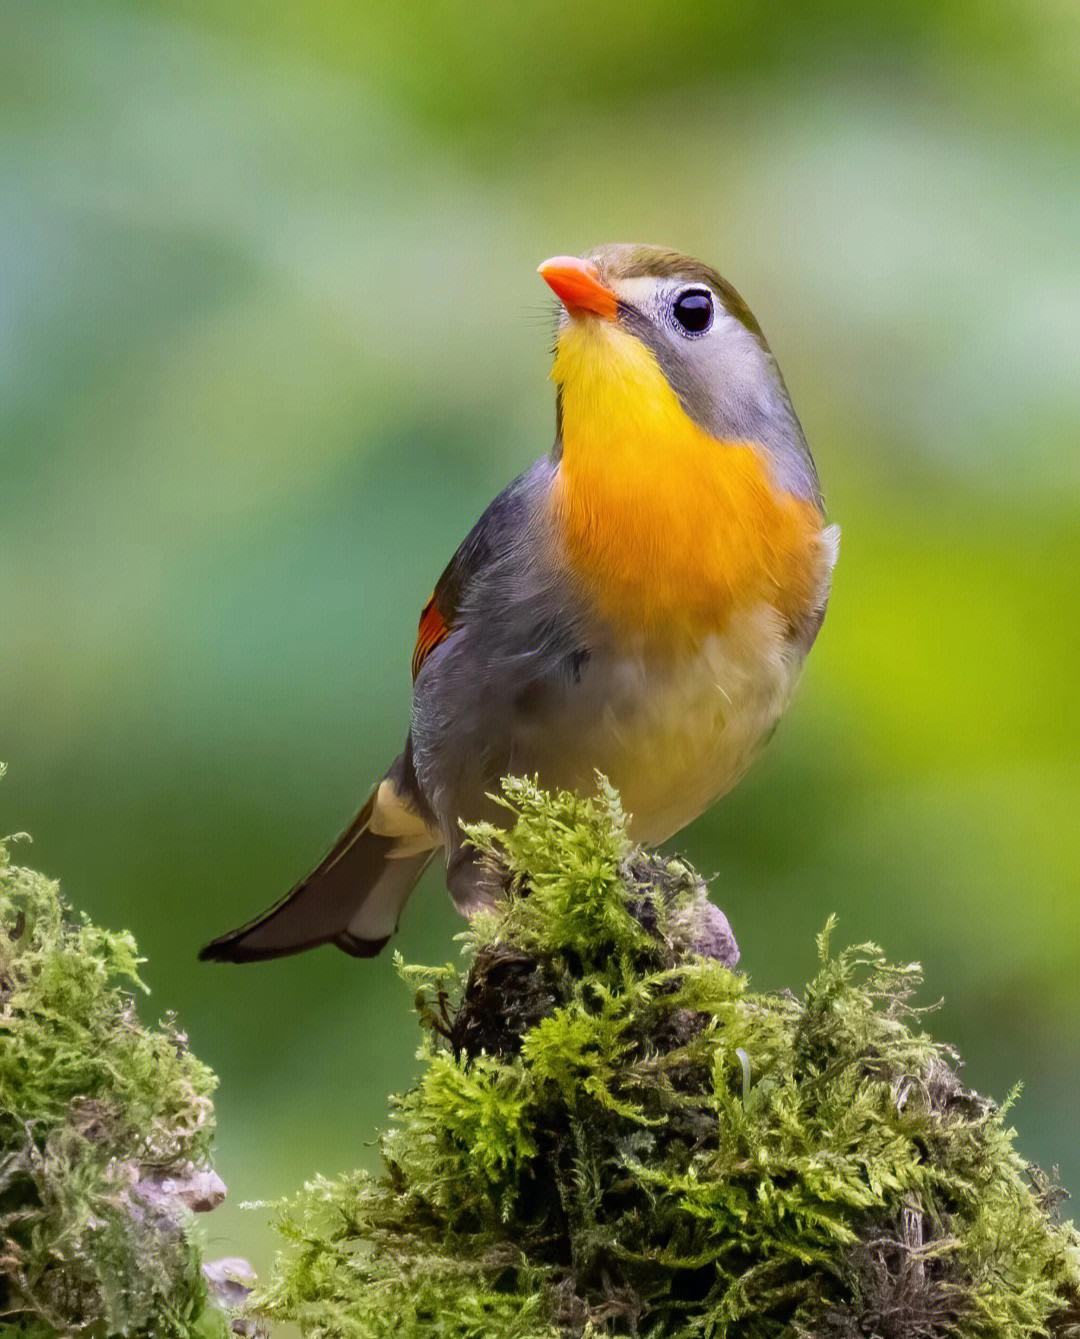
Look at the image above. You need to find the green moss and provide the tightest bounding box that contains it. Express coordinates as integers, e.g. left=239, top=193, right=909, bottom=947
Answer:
left=256, top=776, right=1080, bottom=1338
left=0, top=783, right=232, bottom=1338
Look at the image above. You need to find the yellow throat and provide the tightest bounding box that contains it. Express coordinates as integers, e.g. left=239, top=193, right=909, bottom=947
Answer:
left=549, top=319, right=825, bottom=637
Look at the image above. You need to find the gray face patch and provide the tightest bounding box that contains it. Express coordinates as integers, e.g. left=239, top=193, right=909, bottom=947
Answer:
left=611, top=273, right=823, bottom=506
left=571, top=247, right=822, bottom=507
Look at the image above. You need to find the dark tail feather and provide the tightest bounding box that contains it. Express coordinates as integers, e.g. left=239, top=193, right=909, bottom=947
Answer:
left=199, top=794, right=435, bottom=963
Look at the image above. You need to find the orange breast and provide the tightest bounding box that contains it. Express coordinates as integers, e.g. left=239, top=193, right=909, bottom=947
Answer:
left=549, top=324, right=825, bottom=638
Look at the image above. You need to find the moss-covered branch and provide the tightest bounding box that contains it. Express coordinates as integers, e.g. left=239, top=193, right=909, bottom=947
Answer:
left=0, top=781, right=243, bottom=1338
left=4, top=768, right=1078, bottom=1337
left=253, top=776, right=1080, bottom=1339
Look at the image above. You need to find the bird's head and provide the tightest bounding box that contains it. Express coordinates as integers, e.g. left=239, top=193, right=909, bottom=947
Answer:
left=539, top=244, right=822, bottom=507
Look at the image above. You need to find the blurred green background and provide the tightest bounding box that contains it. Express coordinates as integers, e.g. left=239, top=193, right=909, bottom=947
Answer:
left=4, top=0, right=1078, bottom=1290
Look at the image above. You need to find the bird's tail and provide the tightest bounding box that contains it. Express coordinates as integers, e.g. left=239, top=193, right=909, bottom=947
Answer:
left=199, top=774, right=438, bottom=963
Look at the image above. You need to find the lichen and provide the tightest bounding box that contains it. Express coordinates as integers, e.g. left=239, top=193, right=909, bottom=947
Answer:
left=255, top=775, right=1080, bottom=1338
left=0, top=781, right=235, bottom=1338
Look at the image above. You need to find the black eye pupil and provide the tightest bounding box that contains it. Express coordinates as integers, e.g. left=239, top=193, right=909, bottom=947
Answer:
left=673, top=290, right=713, bottom=334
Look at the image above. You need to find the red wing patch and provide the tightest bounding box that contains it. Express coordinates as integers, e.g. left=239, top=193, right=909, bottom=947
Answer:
left=412, top=595, right=450, bottom=680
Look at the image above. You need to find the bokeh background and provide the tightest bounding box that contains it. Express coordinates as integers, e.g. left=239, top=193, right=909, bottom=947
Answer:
left=4, top=0, right=1079, bottom=1291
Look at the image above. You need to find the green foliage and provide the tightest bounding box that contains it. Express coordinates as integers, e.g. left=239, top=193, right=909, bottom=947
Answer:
left=0, top=808, right=231, bottom=1339
left=256, top=777, right=1080, bottom=1338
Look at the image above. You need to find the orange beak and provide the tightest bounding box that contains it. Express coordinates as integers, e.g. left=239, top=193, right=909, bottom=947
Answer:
left=537, top=256, right=618, bottom=320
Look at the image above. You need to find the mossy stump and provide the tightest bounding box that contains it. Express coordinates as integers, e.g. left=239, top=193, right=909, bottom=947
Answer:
left=256, top=777, right=1080, bottom=1339
left=0, top=813, right=240, bottom=1338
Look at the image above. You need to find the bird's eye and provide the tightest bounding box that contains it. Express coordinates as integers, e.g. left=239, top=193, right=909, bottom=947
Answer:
left=672, top=288, right=714, bottom=336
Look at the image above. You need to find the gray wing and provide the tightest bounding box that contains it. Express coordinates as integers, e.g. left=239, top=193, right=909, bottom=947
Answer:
left=408, top=457, right=587, bottom=860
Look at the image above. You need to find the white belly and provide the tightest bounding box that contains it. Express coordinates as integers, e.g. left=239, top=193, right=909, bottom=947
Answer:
left=514, top=603, right=806, bottom=845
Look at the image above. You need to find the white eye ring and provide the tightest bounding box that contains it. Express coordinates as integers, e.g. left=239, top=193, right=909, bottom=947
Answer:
left=671, top=287, right=714, bottom=337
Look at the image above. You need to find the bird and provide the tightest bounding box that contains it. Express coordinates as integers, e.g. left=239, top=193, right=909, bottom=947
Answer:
left=200, top=244, right=838, bottom=964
